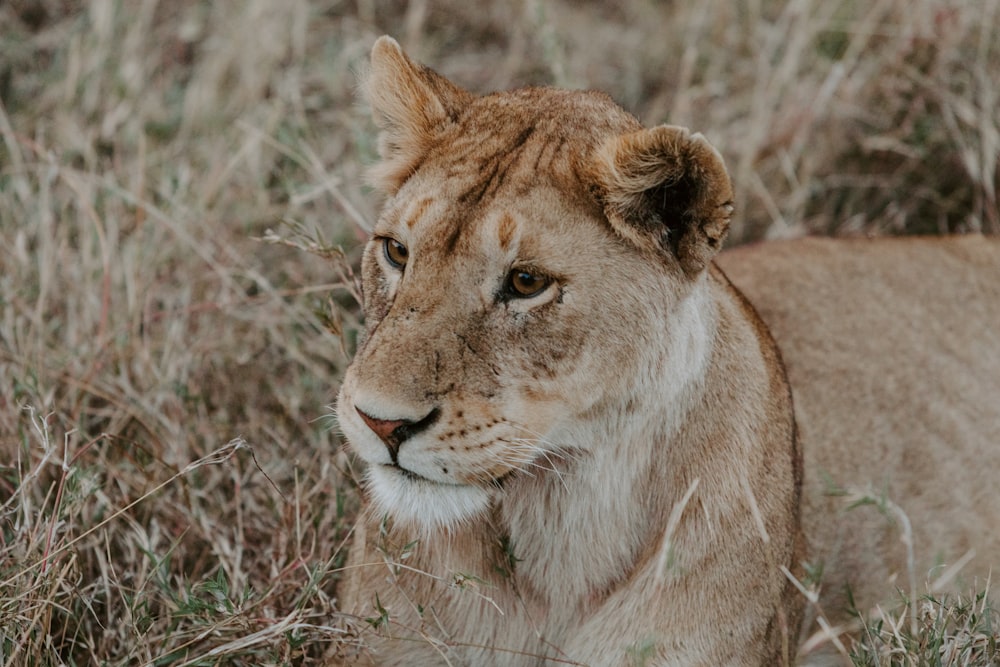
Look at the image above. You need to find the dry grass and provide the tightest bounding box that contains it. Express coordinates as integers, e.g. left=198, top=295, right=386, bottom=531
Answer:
left=850, top=587, right=998, bottom=666
left=0, top=0, right=997, bottom=664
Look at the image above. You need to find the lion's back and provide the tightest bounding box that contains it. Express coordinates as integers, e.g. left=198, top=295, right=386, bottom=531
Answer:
left=716, top=235, right=1000, bottom=618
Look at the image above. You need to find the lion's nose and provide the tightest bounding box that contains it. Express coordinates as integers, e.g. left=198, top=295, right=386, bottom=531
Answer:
left=355, top=406, right=438, bottom=463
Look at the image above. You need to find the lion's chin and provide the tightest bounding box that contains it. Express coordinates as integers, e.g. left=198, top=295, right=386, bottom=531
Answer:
left=366, top=464, right=492, bottom=531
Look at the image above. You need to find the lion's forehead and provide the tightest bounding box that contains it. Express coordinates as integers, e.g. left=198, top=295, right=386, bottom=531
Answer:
left=440, top=131, right=571, bottom=206
left=417, top=88, right=638, bottom=208
left=378, top=89, right=642, bottom=262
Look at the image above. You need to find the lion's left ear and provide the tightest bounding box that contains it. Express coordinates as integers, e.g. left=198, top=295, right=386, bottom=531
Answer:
left=361, top=36, right=473, bottom=194
left=591, top=125, right=733, bottom=276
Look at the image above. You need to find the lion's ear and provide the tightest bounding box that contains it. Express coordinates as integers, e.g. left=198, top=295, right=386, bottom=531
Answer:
left=592, top=125, right=733, bottom=276
left=361, top=36, right=473, bottom=193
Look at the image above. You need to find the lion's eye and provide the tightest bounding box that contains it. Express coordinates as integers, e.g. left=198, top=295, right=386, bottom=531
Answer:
left=506, top=269, right=551, bottom=299
left=382, top=237, right=409, bottom=269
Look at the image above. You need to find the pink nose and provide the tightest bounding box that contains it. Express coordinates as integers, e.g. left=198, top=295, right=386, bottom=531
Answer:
left=354, top=405, right=440, bottom=464
left=356, top=408, right=409, bottom=447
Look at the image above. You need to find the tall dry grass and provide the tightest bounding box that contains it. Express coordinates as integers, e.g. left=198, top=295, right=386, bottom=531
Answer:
left=0, top=0, right=997, bottom=664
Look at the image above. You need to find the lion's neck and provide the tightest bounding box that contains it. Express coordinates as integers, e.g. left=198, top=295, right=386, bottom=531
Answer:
left=494, top=282, right=716, bottom=610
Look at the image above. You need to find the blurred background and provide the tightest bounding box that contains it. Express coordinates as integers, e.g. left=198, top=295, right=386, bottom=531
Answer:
left=1, top=0, right=997, bottom=663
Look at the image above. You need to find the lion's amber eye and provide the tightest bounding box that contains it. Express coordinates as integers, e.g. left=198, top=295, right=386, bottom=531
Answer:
left=383, top=237, right=409, bottom=269
left=506, top=269, right=551, bottom=299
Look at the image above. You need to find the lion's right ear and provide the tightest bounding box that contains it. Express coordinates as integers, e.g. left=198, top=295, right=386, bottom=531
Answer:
left=361, top=36, right=473, bottom=194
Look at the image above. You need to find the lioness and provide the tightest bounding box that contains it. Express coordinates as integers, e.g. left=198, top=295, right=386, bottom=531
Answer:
left=336, top=37, right=1000, bottom=666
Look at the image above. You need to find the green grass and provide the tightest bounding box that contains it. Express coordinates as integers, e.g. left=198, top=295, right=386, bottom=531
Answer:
left=1, top=0, right=998, bottom=664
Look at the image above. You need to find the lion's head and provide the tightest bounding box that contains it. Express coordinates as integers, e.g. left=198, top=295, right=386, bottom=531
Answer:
left=337, top=37, right=733, bottom=531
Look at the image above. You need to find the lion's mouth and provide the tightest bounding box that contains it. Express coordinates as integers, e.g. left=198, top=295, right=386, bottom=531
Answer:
left=382, top=463, right=462, bottom=487
left=386, top=463, right=430, bottom=482
left=382, top=462, right=517, bottom=489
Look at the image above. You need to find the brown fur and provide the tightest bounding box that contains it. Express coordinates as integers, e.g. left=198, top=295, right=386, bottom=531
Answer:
left=334, top=37, right=1000, bottom=666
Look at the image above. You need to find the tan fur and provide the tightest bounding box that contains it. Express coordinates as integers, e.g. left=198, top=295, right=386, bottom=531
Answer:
left=334, top=37, right=1000, bottom=666
left=716, top=237, right=1000, bottom=640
